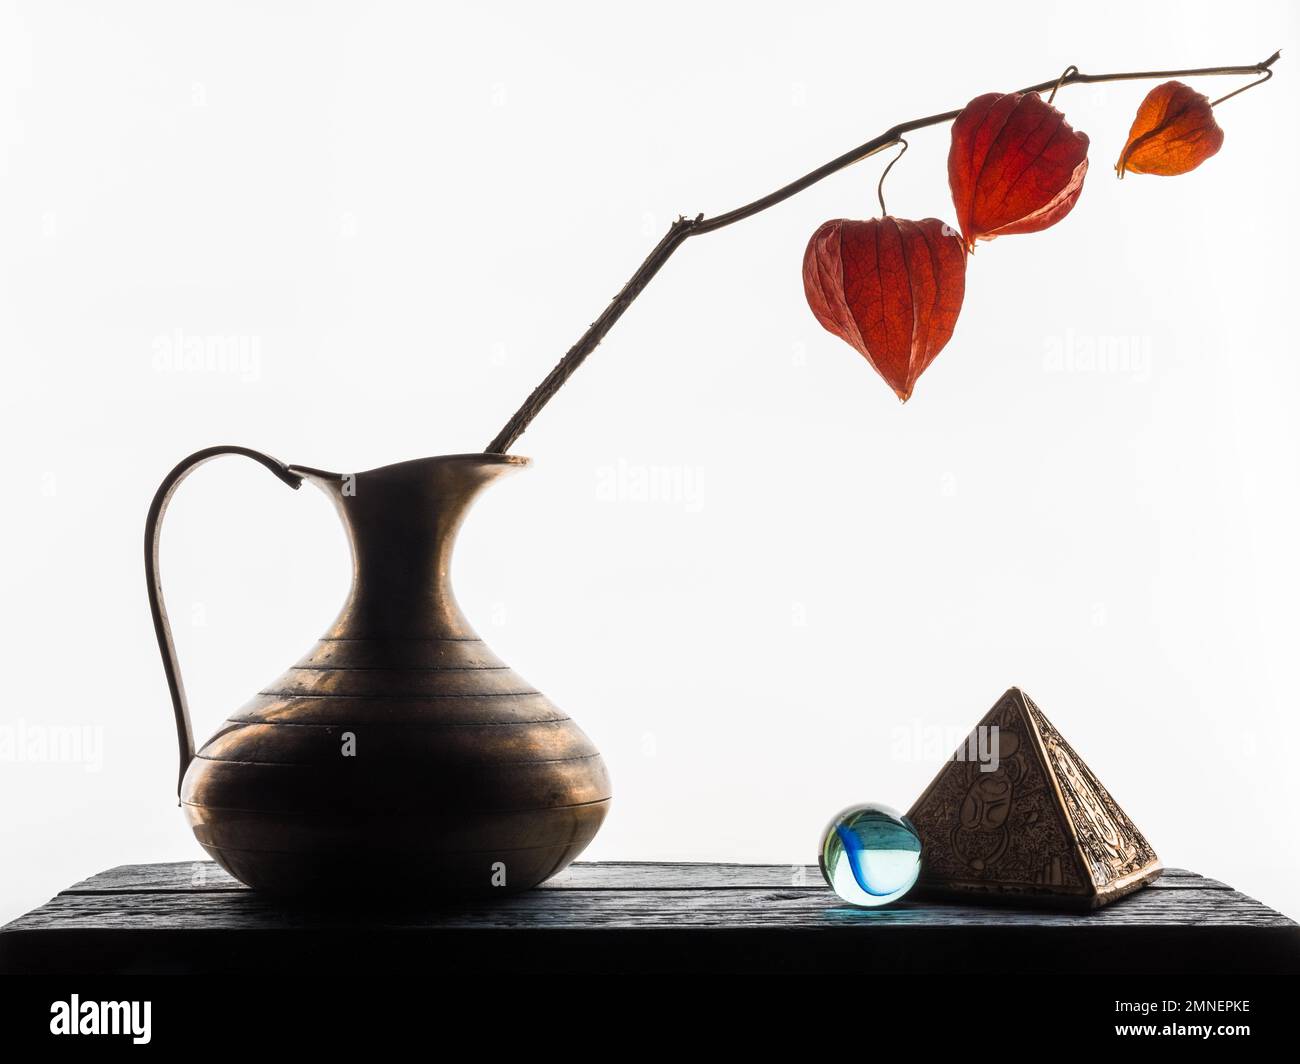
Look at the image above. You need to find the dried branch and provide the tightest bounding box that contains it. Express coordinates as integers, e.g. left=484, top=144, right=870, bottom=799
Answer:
left=484, top=51, right=1281, bottom=454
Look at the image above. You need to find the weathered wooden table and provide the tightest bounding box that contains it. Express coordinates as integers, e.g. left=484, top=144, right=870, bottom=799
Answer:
left=2, top=862, right=1296, bottom=974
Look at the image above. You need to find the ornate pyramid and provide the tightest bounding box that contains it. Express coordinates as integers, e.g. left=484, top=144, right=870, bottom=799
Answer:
left=907, top=688, right=1161, bottom=909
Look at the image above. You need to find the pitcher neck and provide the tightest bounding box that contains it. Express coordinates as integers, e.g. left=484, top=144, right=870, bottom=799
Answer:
left=294, top=454, right=529, bottom=640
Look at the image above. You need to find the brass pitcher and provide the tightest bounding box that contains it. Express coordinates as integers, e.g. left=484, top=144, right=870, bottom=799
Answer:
left=145, top=446, right=610, bottom=895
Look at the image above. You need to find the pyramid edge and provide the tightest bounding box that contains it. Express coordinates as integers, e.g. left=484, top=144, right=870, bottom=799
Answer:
left=904, top=686, right=1021, bottom=823
left=1017, top=687, right=1163, bottom=905
left=1014, top=686, right=1101, bottom=898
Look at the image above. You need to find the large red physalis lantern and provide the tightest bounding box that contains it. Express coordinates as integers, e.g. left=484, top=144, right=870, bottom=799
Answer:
left=802, top=217, right=967, bottom=402
left=948, top=91, right=1090, bottom=251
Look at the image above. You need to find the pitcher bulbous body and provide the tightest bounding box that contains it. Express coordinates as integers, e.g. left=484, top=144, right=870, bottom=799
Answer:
left=147, top=450, right=610, bottom=895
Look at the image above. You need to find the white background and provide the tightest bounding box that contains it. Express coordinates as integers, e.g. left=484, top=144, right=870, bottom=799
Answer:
left=2, top=0, right=1297, bottom=927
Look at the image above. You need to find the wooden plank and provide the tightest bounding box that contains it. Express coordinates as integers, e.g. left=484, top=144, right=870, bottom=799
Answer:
left=11, top=887, right=1290, bottom=932
left=5, top=924, right=1296, bottom=975
left=3, top=893, right=1295, bottom=975
left=5, top=862, right=1296, bottom=975
left=63, top=860, right=1229, bottom=894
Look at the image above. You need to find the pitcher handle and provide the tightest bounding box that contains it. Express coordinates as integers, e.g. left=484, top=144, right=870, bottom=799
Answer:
left=144, top=446, right=303, bottom=799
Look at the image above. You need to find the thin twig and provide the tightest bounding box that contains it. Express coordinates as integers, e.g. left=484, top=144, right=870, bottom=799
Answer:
left=484, top=51, right=1281, bottom=454
left=1048, top=65, right=1079, bottom=105
left=1212, top=64, right=1276, bottom=106
left=877, top=139, right=909, bottom=217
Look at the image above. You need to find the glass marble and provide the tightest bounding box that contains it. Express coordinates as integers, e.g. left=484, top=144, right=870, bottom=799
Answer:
left=819, top=802, right=922, bottom=907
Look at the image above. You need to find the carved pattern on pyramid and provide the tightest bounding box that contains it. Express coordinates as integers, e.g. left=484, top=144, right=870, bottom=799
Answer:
left=1020, top=691, right=1158, bottom=888
left=906, top=688, right=1160, bottom=906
